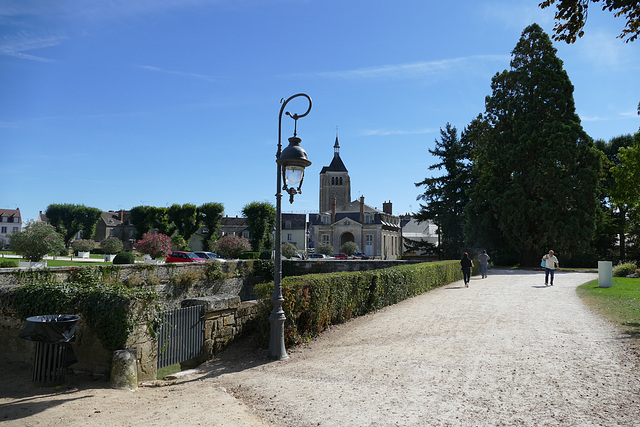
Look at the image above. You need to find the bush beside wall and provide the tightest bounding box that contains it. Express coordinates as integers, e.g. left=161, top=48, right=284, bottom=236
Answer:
left=255, top=260, right=463, bottom=347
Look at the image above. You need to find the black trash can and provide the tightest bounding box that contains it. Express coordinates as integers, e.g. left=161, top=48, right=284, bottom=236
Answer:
left=19, top=314, right=81, bottom=386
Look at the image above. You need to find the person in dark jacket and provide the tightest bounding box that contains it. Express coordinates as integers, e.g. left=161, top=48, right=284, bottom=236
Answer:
left=460, top=252, right=474, bottom=288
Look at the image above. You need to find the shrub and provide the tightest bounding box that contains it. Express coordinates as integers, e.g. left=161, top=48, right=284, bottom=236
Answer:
left=0, top=259, right=18, bottom=268
left=9, top=221, right=66, bottom=262
left=214, top=235, right=251, bottom=259
left=239, top=251, right=259, bottom=259
left=254, top=261, right=463, bottom=347
left=259, top=250, right=272, bottom=260
left=100, top=237, right=124, bottom=254
left=613, top=262, right=638, bottom=277
left=134, top=233, right=172, bottom=259
left=315, top=242, right=334, bottom=256
left=340, top=241, right=359, bottom=256
left=282, top=243, right=299, bottom=259
left=72, top=239, right=97, bottom=253
left=113, top=252, right=135, bottom=265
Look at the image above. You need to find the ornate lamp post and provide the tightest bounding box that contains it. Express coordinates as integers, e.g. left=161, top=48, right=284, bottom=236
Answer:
left=269, top=93, right=312, bottom=360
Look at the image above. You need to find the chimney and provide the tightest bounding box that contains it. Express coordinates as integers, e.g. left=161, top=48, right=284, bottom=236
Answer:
left=383, top=201, right=392, bottom=215
left=119, top=209, right=124, bottom=222
left=360, top=196, right=365, bottom=223
left=331, top=196, right=337, bottom=223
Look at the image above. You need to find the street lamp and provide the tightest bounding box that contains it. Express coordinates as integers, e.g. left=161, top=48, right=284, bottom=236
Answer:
left=269, top=93, right=312, bottom=360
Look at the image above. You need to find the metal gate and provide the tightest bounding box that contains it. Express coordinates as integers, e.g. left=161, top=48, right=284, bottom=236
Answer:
left=157, top=305, right=204, bottom=369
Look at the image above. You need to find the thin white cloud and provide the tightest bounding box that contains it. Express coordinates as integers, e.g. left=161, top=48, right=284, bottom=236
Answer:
left=310, top=55, right=509, bottom=80
left=135, top=65, right=219, bottom=82
left=0, top=32, right=65, bottom=62
left=581, top=109, right=640, bottom=122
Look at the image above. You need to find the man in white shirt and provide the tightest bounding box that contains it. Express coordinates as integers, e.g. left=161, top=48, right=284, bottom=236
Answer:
left=542, top=250, right=559, bottom=286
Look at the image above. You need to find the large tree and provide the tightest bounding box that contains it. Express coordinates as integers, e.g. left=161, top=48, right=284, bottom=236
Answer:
left=197, top=202, right=224, bottom=251
left=595, top=134, right=636, bottom=261
left=610, top=132, right=640, bottom=260
left=166, top=203, right=200, bottom=243
left=539, top=0, right=640, bottom=43
left=467, top=24, right=602, bottom=266
left=45, top=203, right=102, bottom=245
left=242, top=201, right=276, bottom=253
left=414, top=123, right=472, bottom=259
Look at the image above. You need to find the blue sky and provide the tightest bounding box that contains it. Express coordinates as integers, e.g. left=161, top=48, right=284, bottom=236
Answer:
left=2, top=0, right=639, bottom=223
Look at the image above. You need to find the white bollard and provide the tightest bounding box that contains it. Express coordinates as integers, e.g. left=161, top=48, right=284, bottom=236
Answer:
left=598, top=261, right=613, bottom=288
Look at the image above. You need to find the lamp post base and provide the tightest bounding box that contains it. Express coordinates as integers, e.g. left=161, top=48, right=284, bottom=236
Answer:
left=268, top=315, right=289, bottom=360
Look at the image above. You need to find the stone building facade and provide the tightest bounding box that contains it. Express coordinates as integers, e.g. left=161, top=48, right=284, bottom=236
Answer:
left=310, top=137, right=402, bottom=259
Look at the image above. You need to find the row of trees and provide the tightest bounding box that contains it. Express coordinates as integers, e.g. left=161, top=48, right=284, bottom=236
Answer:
left=414, top=24, right=640, bottom=267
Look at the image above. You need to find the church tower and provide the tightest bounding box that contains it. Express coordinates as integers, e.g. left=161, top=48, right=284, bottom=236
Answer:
left=319, top=136, right=351, bottom=213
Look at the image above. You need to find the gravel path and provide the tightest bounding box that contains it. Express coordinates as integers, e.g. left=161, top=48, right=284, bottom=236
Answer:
left=2, top=269, right=639, bottom=426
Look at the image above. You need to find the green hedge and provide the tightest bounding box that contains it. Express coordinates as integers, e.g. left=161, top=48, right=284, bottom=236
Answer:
left=255, top=260, right=462, bottom=347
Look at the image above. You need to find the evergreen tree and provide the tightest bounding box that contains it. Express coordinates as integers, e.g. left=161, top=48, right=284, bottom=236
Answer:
left=467, top=24, right=601, bottom=266
left=415, top=123, right=471, bottom=259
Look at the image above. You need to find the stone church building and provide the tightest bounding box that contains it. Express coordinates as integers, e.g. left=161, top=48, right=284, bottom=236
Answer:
left=309, top=137, right=402, bottom=259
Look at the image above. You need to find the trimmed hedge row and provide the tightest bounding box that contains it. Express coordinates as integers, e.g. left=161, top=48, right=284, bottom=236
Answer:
left=255, top=260, right=463, bottom=347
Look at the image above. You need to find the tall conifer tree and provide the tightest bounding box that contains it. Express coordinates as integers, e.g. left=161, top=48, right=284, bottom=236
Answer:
left=415, top=123, right=471, bottom=259
left=467, top=24, right=601, bottom=266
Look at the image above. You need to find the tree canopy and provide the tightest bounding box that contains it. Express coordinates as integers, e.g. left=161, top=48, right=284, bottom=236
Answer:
left=242, top=201, right=276, bottom=253
left=45, top=203, right=102, bottom=245
left=539, top=0, right=640, bottom=43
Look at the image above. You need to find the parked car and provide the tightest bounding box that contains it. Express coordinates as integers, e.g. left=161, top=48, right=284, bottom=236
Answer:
left=352, top=252, right=366, bottom=259
left=194, top=251, right=224, bottom=261
left=165, top=251, right=207, bottom=263
left=309, top=253, right=329, bottom=259
left=333, top=253, right=349, bottom=259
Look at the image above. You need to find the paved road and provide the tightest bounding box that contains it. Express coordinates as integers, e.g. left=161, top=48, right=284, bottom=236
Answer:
left=2, top=269, right=639, bottom=426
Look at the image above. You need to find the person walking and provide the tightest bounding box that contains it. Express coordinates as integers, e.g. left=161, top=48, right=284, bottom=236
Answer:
left=542, top=250, right=559, bottom=286
left=460, top=252, right=473, bottom=288
left=478, top=250, right=490, bottom=279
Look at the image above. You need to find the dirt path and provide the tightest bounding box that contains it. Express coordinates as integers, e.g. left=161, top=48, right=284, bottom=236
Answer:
left=2, top=270, right=639, bottom=426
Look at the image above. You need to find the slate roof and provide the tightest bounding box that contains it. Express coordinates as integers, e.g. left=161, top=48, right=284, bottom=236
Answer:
left=320, top=137, right=348, bottom=174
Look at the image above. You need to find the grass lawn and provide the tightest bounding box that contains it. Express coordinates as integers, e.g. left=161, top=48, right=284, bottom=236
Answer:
left=577, top=277, right=640, bottom=340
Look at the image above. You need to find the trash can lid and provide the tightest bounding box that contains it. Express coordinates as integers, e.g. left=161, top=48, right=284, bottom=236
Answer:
left=25, top=314, right=81, bottom=323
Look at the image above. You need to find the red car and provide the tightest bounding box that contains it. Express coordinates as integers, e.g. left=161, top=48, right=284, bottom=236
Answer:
left=333, top=253, right=349, bottom=259
left=165, top=251, right=207, bottom=263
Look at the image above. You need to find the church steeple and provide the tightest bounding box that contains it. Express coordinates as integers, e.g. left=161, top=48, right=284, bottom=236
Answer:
left=319, top=133, right=351, bottom=213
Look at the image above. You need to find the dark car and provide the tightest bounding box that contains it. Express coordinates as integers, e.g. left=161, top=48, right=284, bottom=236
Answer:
left=165, top=251, right=207, bottom=263
left=194, top=251, right=222, bottom=260
left=352, top=252, right=366, bottom=259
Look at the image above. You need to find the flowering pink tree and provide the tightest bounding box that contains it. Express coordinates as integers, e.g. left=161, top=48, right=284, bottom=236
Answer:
left=134, top=233, right=172, bottom=259
left=214, top=235, right=251, bottom=259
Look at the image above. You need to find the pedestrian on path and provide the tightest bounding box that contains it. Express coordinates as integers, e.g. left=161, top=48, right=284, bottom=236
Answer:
left=460, top=252, right=473, bottom=287
left=478, top=250, right=490, bottom=278
left=542, top=250, right=559, bottom=286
